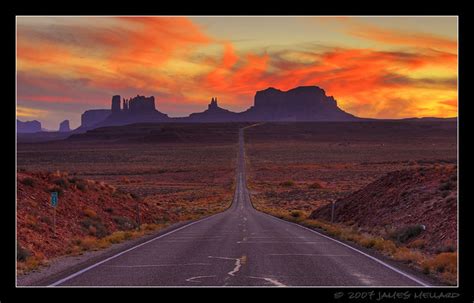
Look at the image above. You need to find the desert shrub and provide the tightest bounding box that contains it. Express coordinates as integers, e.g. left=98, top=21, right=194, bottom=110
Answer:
left=322, top=224, right=343, bottom=237
left=78, top=236, right=99, bottom=251
left=154, top=215, right=170, bottom=224
left=308, top=182, right=323, bottom=189
left=17, top=243, right=31, bottom=261
left=80, top=217, right=108, bottom=238
left=343, top=233, right=363, bottom=243
left=108, top=185, right=117, bottom=193
left=290, top=210, right=303, bottom=218
left=441, top=191, right=450, bottom=198
left=21, top=177, right=35, bottom=187
left=23, top=256, right=43, bottom=271
left=52, top=177, right=69, bottom=189
left=360, top=237, right=377, bottom=248
left=439, top=181, right=455, bottom=191
left=39, top=215, right=52, bottom=225
left=280, top=180, right=295, bottom=187
left=112, top=216, right=138, bottom=230
left=105, top=231, right=133, bottom=244
left=25, top=215, right=40, bottom=230
left=140, top=223, right=162, bottom=232
left=422, top=252, right=457, bottom=274
left=82, top=207, right=97, bottom=218
left=407, top=239, right=426, bottom=249
left=372, top=238, right=398, bottom=254
left=436, top=242, right=457, bottom=253
left=76, top=181, right=87, bottom=192
left=393, top=247, right=424, bottom=264
left=389, top=224, right=425, bottom=244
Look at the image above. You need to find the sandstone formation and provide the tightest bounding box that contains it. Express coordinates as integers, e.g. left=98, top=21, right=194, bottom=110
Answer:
left=94, top=95, right=169, bottom=127
left=240, top=86, right=357, bottom=121
left=59, top=120, right=70, bottom=132
left=186, top=97, right=240, bottom=122
left=81, top=109, right=111, bottom=129
left=17, top=119, right=42, bottom=133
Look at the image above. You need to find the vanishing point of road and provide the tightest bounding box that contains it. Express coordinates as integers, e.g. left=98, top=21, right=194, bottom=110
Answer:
left=48, top=125, right=430, bottom=287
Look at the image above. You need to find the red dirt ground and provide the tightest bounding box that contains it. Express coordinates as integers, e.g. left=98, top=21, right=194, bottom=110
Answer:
left=17, top=171, right=163, bottom=260
left=310, top=165, right=457, bottom=253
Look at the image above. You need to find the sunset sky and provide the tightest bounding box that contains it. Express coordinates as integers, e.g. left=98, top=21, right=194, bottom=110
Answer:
left=16, top=16, right=458, bottom=130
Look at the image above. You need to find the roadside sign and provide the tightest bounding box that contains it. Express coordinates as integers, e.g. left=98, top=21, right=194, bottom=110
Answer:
left=51, top=192, right=58, bottom=207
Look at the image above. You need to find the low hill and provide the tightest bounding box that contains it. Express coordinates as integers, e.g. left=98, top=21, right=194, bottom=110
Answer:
left=310, top=165, right=457, bottom=253
left=17, top=171, right=163, bottom=264
left=17, top=119, right=42, bottom=133
left=66, top=122, right=250, bottom=144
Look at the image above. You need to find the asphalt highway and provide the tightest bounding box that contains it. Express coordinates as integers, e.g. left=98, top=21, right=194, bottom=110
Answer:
left=49, top=126, right=430, bottom=287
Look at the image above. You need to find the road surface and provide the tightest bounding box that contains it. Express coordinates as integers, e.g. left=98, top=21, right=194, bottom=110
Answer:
left=49, top=126, right=430, bottom=287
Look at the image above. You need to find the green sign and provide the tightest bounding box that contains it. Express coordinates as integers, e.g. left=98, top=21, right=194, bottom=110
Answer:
left=51, top=192, right=58, bottom=207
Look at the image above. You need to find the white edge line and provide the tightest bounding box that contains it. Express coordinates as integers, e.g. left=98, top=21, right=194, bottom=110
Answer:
left=242, top=124, right=434, bottom=288
left=48, top=213, right=221, bottom=287
left=260, top=213, right=431, bottom=287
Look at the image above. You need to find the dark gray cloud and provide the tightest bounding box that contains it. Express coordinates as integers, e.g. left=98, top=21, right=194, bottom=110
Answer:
left=381, top=74, right=457, bottom=90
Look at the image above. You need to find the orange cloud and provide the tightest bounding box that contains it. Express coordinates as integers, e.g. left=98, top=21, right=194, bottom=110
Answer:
left=17, top=16, right=215, bottom=116
left=349, top=24, right=457, bottom=52
left=198, top=43, right=457, bottom=118
left=16, top=17, right=457, bottom=125
left=16, top=106, right=48, bottom=118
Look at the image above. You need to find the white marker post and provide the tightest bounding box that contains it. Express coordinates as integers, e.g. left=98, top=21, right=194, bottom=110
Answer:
left=51, top=192, right=58, bottom=235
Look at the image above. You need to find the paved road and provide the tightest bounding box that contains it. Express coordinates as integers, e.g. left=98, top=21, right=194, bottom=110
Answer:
left=50, top=126, right=430, bottom=287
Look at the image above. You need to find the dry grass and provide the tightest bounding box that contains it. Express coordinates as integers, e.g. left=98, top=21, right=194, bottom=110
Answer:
left=407, top=239, right=426, bottom=249
left=252, top=201, right=457, bottom=285
left=82, top=207, right=98, bottom=219
left=17, top=137, right=236, bottom=270
left=245, top=122, right=457, bottom=285
left=422, top=252, right=457, bottom=283
left=17, top=256, right=45, bottom=273
left=17, top=223, right=168, bottom=274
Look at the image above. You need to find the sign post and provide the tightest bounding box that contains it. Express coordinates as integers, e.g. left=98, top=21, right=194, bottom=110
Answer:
left=50, top=192, right=58, bottom=235
left=331, top=200, right=335, bottom=223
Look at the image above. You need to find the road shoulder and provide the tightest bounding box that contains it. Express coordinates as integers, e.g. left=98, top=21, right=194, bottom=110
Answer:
left=17, top=220, right=196, bottom=286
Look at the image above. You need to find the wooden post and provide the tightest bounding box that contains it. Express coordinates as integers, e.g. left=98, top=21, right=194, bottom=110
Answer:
left=53, top=207, right=56, bottom=236
left=331, top=201, right=335, bottom=223
left=136, top=199, right=141, bottom=229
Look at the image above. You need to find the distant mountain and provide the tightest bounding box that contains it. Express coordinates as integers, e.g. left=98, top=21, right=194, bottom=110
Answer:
left=92, top=95, right=170, bottom=128
left=185, top=98, right=240, bottom=122
left=81, top=109, right=111, bottom=129
left=50, top=85, right=456, bottom=135
left=17, top=119, right=42, bottom=133
left=67, top=123, right=249, bottom=144
left=240, top=86, right=358, bottom=121
left=59, top=120, right=70, bottom=132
